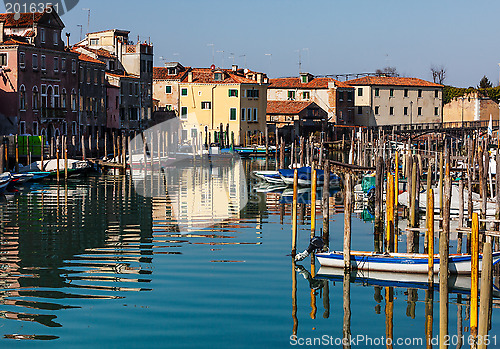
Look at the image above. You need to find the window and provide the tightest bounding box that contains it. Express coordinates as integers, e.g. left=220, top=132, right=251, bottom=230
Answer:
left=374, top=106, right=379, bottom=115
left=389, top=107, right=394, bottom=115
left=253, top=108, right=258, bottom=121
left=230, top=108, right=237, bottom=121
left=90, top=38, right=98, bottom=46
left=32, top=86, right=39, bottom=110
left=61, top=88, right=67, bottom=108
left=418, top=107, right=422, bottom=115
left=129, top=82, right=132, bottom=96
left=214, top=72, right=223, bottom=81
left=40, top=28, right=45, bottom=43
left=19, top=121, right=26, bottom=135
left=72, top=121, right=77, bottom=136
left=71, top=89, right=77, bottom=111
left=191, top=128, right=197, bottom=139
left=135, top=82, right=139, bottom=96
left=434, top=107, right=439, bottom=116
left=374, top=88, right=379, bottom=97
left=165, top=85, right=172, bottom=94
left=54, top=57, right=59, bottom=72
left=33, top=121, right=38, bottom=136
left=247, top=108, right=251, bottom=122
left=54, top=86, right=60, bottom=108
left=181, top=88, right=188, bottom=96
left=288, top=91, right=296, bottom=100
left=181, top=106, right=188, bottom=119
left=357, top=88, right=363, bottom=96
left=347, top=91, right=353, bottom=101
left=62, top=121, right=67, bottom=135
left=41, top=55, right=46, bottom=71
left=404, top=89, right=409, bottom=97
left=404, top=107, right=408, bottom=115
left=357, top=106, right=362, bottom=114
left=72, top=59, right=76, bottom=73
left=95, top=69, right=99, bottom=85
left=53, top=31, right=58, bottom=46
left=418, top=89, right=422, bottom=98
left=435, top=90, right=439, bottom=98
left=19, top=52, right=25, bottom=68
left=303, top=91, right=310, bottom=100
left=19, top=85, right=26, bottom=110
left=32, top=54, right=38, bottom=70
left=201, top=101, right=211, bottom=110
left=339, top=91, right=344, bottom=101
left=181, top=129, right=188, bottom=141
left=247, top=89, right=259, bottom=98
left=241, top=108, right=245, bottom=121
left=41, top=85, right=47, bottom=108
left=0, top=53, right=7, bottom=66
left=301, top=75, right=308, bottom=83
left=228, top=89, right=238, bottom=97
left=390, top=89, right=394, bottom=97
left=61, top=58, right=66, bottom=72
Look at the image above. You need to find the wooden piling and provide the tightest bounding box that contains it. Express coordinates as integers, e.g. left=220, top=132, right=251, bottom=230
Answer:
left=478, top=241, right=492, bottom=349
left=0, top=143, right=3, bottom=174
left=56, top=144, right=60, bottom=183
left=344, top=173, right=352, bottom=270
left=311, top=167, right=317, bottom=238
left=322, top=161, right=330, bottom=246
left=471, top=212, right=479, bottom=342
left=280, top=138, right=285, bottom=170
left=458, top=178, right=464, bottom=253
left=15, top=135, right=19, bottom=173
left=375, top=156, right=384, bottom=235
left=81, top=135, right=86, bottom=161
left=64, top=136, right=68, bottom=180
left=386, top=172, right=394, bottom=253
left=394, top=151, right=399, bottom=252
left=439, top=163, right=451, bottom=349
left=427, top=188, right=434, bottom=285
left=291, top=169, right=298, bottom=257
left=439, top=152, right=444, bottom=213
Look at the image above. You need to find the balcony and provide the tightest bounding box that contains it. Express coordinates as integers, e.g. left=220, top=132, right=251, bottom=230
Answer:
left=41, top=108, right=66, bottom=122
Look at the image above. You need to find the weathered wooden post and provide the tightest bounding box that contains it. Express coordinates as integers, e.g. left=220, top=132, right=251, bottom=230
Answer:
left=375, top=156, right=384, bottom=236
left=15, top=135, right=19, bottom=173
left=439, top=152, right=444, bottom=214
left=458, top=178, right=464, bottom=253
left=427, top=188, right=434, bottom=285
left=322, top=161, right=330, bottom=246
left=394, top=151, right=399, bottom=252
left=471, top=212, right=479, bottom=344
left=291, top=170, right=298, bottom=257
left=386, top=172, right=394, bottom=253
left=478, top=241, right=493, bottom=349
left=439, top=163, right=451, bottom=349
left=344, top=173, right=352, bottom=270
left=81, top=135, right=86, bottom=161
left=64, top=136, right=68, bottom=181
left=280, top=138, right=285, bottom=170
left=311, top=167, right=317, bottom=238
left=56, top=142, right=60, bottom=183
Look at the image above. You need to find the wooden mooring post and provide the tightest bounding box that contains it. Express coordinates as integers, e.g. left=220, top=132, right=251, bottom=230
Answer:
left=291, top=169, right=298, bottom=257
left=427, top=188, right=434, bottom=285
left=322, top=161, right=330, bottom=247
left=343, top=173, right=352, bottom=270
left=311, top=167, right=317, bottom=238
left=478, top=241, right=493, bottom=349
left=470, top=212, right=479, bottom=345
left=439, top=163, right=451, bottom=349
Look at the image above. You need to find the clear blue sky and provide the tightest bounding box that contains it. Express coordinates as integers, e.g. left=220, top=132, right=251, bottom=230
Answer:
left=3, top=0, right=499, bottom=87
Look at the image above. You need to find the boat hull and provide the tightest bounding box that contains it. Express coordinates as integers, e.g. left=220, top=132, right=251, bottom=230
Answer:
left=316, top=251, right=500, bottom=274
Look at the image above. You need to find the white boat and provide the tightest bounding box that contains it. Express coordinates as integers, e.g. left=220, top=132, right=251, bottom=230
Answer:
left=316, top=250, right=500, bottom=275
left=252, top=170, right=284, bottom=184
left=19, top=159, right=91, bottom=175
left=398, top=185, right=497, bottom=216
left=0, top=172, right=11, bottom=193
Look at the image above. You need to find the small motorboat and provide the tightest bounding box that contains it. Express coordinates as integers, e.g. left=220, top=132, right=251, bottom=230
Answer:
left=253, top=170, right=284, bottom=184
left=10, top=173, right=35, bottom=185
left=279, top=167, right=341, bottom=188
left=316, top=250, right=500, bottom=275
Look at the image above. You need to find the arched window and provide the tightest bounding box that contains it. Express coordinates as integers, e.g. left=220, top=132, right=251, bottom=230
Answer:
left=32, top=86, right=39, bottom=110
left=19, top=85, right=26, bottom=110
left=61, top=88, right=67, bottom=109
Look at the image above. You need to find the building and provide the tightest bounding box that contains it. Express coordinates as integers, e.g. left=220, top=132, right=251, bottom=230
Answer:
left=106, top=83, right=120, bottom=130
left=75, top=29, right=153, bottom=130
left=152, top=62, right=190, bottom=113
left=345, top=76, right=443, bottom=126
left=0, top=10, right=79, bottom=138
left=267, top=73, right=355, bottom=125
left=443, top=91, right=499, bottom=124
left=266, top=100, right=327, bottom=141
left=72, top=50, right=106, bottom=141
left=153, top=64, right=268, bottom=146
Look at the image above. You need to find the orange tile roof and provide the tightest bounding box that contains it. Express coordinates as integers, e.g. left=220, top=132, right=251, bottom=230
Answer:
left=106, top=72, right=140, bottom=79
left=266, top=101, right=315, bottom=115
left=75, top=46, right=115, bottom=59
left=153, top=66, right=190, bottom=80
left=269, top=77, right=352, bottom=89
left=0, top=12, right=44, bottom=27
left=74, top=51, right=105, bottom=65
left=346, top=76, right=443, bottom=87
left=181, top=68, right=260, bottom=84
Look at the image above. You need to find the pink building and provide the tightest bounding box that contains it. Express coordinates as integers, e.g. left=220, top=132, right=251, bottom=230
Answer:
left=106, top=83, right=120, bottom=130
left=0, top=10, right=79, bottom=138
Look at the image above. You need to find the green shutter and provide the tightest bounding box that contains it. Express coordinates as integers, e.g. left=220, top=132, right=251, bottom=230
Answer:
left=230, top=108, right=237, bottom=120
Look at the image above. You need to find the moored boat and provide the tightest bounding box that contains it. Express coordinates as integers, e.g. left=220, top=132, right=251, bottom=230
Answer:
left=0, top=172, right=11, bottom=193
left=253, top=170, right=284, bottom=184
left=279, top=167, right=341, bottom=188
left=316, top=250, right=500, bottom=274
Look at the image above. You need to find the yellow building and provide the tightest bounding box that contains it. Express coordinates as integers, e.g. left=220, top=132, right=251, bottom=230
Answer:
left=177, top=66, right=268, bottom=146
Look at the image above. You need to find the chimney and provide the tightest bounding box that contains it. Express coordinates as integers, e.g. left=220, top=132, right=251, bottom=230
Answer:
left=256, top=73, right=263, bottom=84
left=188, top=71, right=193, bottom=83
left=232, top=64, right=238, bottom=72
left=65, top=33, right=70, bottom=48
left=0, top=21, right=4, bottom=43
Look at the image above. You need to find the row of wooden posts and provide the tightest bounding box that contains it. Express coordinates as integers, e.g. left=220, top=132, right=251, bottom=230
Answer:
left=288, top=129, right=498, bottom=349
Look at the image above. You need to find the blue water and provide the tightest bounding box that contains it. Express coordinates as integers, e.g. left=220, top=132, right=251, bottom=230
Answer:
left=0, top=159, right=498, bottom=348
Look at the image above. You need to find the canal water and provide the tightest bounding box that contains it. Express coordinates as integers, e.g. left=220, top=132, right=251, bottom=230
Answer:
left=0, top=158, right=499, bottom=348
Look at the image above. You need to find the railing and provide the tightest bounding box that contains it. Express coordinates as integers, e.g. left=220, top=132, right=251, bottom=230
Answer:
left=41, top=108, right=66, bottom=121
